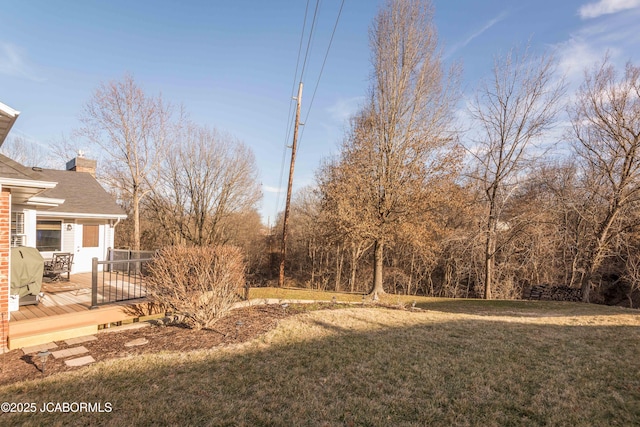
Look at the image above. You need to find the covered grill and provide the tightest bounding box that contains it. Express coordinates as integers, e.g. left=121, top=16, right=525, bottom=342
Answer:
left=11, top=247, right=45, bottom=305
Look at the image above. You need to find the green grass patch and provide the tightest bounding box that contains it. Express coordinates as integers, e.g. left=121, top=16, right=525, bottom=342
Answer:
left=2, top=301, right=639, bottom=426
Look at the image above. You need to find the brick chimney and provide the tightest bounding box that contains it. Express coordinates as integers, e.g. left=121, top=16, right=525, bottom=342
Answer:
left=66, top=154, right=97, bottom=177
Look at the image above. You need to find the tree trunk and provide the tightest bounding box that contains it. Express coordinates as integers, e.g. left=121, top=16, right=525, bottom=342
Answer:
left=133, top=188, right=141, bottom=251
left=350, top=246, right=358, bottom=293
left=408, top=252, right=414, bottom=296
left=310, top=242, right=316, bottom=285
left=581, top=209, right=618, bottom=302
left=335, top=244, right=343, bottom=292
left=580, top=268, right=594, bottom=303
left=371, top=239, right=385, bottom=295
left=484, top=223, right=496, bottom=300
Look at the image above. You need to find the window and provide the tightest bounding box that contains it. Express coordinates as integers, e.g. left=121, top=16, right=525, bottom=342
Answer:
left=11, top=212, right=26, bottom=247
left=36, top=220, right=62, bottom=251
left=83, top=224, right=99, bottom=247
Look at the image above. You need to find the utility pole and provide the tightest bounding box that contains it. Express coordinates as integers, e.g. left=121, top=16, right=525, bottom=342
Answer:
left=279, top=82, right=303, bottom=287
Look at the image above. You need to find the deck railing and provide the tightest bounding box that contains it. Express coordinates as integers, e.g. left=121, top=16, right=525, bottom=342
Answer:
left=90, top=257, right=153, bottom=308
left=106, top=248, right=156, bottom=275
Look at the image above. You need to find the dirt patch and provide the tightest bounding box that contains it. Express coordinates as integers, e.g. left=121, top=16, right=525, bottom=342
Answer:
left=0, top=304, right=307, bottom=387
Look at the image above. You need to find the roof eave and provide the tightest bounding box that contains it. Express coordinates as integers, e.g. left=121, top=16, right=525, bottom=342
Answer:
left=0, top=177, right=57, bottom=190
left=0, top=101, right=20, bottom=147
left=35, top=211, right=128, bottom=220
left=26, top=196, right=66, bottom=207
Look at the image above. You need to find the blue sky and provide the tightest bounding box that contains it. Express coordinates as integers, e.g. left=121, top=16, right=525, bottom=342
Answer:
left=2, top=0, right=639, bottom=225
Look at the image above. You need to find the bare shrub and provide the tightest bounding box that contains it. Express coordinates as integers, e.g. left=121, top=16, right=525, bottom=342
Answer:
left=145, top=245, right=244, bottom=329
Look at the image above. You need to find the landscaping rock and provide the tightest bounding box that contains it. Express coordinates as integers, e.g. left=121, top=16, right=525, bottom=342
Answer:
left=124, top=338, right=149, bottom=347
left=21, top=342, right=58, bottom=355
left=51, top=346, right=89, bottom=359
left=64, top=335, right=98, bottom=346
left=64, top=356, right=95, bottom=367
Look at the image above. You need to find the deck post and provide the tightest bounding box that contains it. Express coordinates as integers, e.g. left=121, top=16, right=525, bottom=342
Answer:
left=90, top=257, right=99, bottom=309
left=1, top=189, right=10, bottom=349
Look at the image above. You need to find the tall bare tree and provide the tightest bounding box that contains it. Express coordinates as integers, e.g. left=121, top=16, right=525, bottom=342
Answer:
left=0, top=135, right=53, bottom=167
left=78, top=73, right=171, bottom=251
left=320, top=0, right=458, bottom=295
left=469, top=46, right=565, bottom=299
left=147, top=122, right=261, bottom=246
left=569, top=58, right=640, bottom=302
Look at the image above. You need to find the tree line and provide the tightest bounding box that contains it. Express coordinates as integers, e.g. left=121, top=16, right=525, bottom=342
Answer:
left=275, top=0, right=640, bottom=306
left=4, top=0, right=639, bottom=305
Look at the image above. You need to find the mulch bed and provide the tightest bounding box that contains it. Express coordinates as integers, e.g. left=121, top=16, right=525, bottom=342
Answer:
left=0, top=304, right=300, bottom=387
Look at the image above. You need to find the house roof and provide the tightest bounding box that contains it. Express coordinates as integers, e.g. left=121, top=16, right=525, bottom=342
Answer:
left=0, top=102, right=20, bottom=147
left=0, top=99, right=125, bottom=220
left=30, top=168, right=126, bottom=218
left=0, top=154, right=41, bottom=181
left=0, top=154, right=57, bottom=203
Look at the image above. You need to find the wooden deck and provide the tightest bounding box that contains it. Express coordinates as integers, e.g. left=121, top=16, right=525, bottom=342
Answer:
left=9, top=272, right=94, bottom=322
left=7, top=272, right=157, bottom=349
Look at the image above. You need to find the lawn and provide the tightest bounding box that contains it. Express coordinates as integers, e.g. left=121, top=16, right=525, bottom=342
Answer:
left=1, top=294, right=639, bottom=426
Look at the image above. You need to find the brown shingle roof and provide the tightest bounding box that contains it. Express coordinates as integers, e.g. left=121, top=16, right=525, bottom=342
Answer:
left=0, top=154, right=41, bottom=181
left=0, top=154, right=124, bottom=218
left=32, top=168, right=126, bottom=217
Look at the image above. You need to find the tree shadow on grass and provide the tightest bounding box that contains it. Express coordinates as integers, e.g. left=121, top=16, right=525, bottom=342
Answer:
left=2, top=310, right=640, bottom=426
left=415, top=298, right=639, bottom=319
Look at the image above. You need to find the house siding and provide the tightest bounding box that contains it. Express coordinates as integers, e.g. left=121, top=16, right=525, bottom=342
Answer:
left=1, top=188, right=10, bottom=348
left=6, top=213, right=118, bottom=274
left=63, top=221, right=75, bottom=253
left=23, top=209, right=36, bottom=247
left=104, top=224, right=112, bottom=255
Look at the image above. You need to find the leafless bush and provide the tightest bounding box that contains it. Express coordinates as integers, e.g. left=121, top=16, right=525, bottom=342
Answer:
left=145, top=245, right=244, bottom=329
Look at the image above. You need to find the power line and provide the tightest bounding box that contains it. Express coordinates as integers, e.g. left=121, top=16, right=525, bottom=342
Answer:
left=298, top=0, right=345, bottom=149
left=275, top=0, right=312, bottom=222
left=276, top=0, right=343, bottom=217
left=300, top=0, right=322, bottom=83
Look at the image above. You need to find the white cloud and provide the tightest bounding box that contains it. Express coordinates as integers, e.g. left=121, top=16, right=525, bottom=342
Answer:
left=446, top=11, right=508, bottom=58
left=555, top=6, right=640, bottom=86
left=0, top=42, right=45, bottom=82
left=263, top=185, right=284, bottom=193
left=326, top=96, right=365, bottom=123
left=579, top=0, right=640, bottom=19
left=556, top=36, right=610, bottom=80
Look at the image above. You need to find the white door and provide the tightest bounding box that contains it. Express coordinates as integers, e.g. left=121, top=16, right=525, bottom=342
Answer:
left=73, top=222, right=104, bottom=273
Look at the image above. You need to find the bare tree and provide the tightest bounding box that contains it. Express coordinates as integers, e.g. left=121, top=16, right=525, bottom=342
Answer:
left=569, top=58, right=640, bottom=302
left=1, top=135, right=53, bottom=167
left=48, top=133, right=85, bottom=168
left=78, top=73, right=172, bottom=251
left=319, top=0, right=458, bottom=296
left=468, top=46, right=565, bottom=299
left=147, top=122, right=261, bottom=247
left=216, top=208, right=267, bottom=281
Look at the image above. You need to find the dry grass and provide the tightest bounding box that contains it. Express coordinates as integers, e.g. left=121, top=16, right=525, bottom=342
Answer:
left=1, top=300, right=639, bottom=426
left=248, top=286, right=444, bottom=305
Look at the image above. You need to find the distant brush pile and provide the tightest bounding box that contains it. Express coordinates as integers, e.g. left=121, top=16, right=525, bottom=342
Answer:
left=522, top=284, right=582, bottom=302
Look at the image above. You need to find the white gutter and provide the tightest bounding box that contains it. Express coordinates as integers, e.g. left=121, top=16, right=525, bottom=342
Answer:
left=0, top=101, right=19, bottom=118
left=26, top=196, right=65, bottom=207
left=0, top=178, right=57, bottom=189
left=0, top=101, right=20, bottom=146
left=36, top=211, right=128, bottom=220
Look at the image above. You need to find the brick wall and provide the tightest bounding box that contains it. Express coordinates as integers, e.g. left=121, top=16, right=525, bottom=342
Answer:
left=0, top=188, right=9, bottom=349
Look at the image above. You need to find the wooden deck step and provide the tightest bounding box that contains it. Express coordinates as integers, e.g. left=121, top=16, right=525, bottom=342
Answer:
left=8, top=304, right=143, bottom=350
